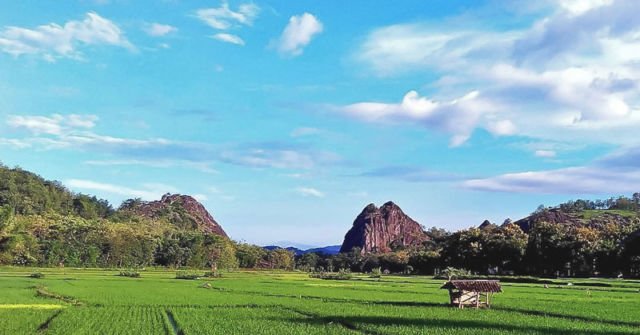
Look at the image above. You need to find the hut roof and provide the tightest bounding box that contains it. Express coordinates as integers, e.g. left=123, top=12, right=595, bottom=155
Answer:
left=441, top=280, right=502, bottom=293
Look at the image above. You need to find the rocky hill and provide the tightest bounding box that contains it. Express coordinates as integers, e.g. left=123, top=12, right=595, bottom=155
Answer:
left=514, top=208, right=639, bottom=233
left=123, top=194, right=228, bottom=237
left=340, top=201, right=428, bottom=254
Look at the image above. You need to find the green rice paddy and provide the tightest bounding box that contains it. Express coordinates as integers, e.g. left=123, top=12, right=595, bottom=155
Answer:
left=1, top=268, right=639, bottom=334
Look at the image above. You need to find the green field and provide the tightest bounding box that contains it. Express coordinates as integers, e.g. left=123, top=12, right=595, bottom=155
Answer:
left=1, top=268, right=639, bottom=334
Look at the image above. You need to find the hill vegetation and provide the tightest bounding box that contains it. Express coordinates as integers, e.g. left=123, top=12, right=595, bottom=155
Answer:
left=0, top=164, right=294, bottom=270
left=2, top=163, right=640, bottom=278
left=319, top=198, right=640, bottom=278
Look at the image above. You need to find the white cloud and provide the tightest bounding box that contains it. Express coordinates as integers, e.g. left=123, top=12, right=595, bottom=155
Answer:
left=558, top=0, right=614, bottom=14
left=463, top=146, right=640, bottom=194
left=0, top=12, right=134, bottom=61
left=276, top=13, right=323, bottom=56
left=195, top=2, right=259, bottom=30
left=66, top=179, right=177, bottom=200
left=350, top=0, right=640, bottom=146
left=486, top=120, right=517, bottom=136
left=219, top=148, right=326, bottom=169
left=535, top=150, right=557, bottom=158
left=463, top=166, right=640, bottom=194
left=7, top=114, right=97, bottom=135
left=339, top=90, right=508, bottom=146
left=2, top=114, right=340, bottom=172
left=512, top=2, right=640, bottom=65
left=212, top=33, right=245, bottom=45
left=144, top=23, right=177, bottom=37
left=355, top=24, right=512, bottom=76
left=296, top=187, right=325, bottom=198
left=0, top=138, right=31, bottom=149
left=84, top=159, right=219, bottom=174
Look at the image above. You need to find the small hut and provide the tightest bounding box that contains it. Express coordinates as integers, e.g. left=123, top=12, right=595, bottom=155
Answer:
left=441, top=280, right=502, bottom=309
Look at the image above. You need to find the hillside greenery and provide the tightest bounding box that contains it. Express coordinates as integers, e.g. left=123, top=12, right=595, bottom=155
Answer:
left=2, top=163, right=640, bottom=278
left=302, top=201, right=640, bottom=278
left=0, top=164, right=294, bottom=270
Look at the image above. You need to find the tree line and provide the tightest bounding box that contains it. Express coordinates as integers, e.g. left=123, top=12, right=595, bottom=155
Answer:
left=0, top=210, right=296, bottom=270
left=295, top=222, right=640, bottom=278
left=0, top=165, right=296, bottom=270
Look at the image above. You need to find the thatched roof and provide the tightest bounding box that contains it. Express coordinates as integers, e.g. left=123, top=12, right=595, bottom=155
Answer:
left=441, top=280, right=502, bottom=293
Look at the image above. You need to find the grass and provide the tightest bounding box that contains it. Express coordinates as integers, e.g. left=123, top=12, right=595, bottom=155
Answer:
left=581, top=209, right=637, bottom=220
left=1, top=267, right=639, bottom=334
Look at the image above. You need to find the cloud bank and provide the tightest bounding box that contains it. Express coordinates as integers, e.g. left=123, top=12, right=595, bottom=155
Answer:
left=0, top=12, right=133, bottom=61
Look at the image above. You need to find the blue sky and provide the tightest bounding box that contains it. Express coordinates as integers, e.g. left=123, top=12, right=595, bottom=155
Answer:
left=2, top=0, right=640, bottom=247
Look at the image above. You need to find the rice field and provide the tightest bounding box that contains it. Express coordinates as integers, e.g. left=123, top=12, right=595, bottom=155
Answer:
left=1, top=267, right=639, bottom=334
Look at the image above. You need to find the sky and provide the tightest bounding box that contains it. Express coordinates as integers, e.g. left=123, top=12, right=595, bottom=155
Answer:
left=2, top=0, right=640, bottom=248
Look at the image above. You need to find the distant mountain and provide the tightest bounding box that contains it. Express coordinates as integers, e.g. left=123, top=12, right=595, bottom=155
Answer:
left=271, top=241, right=319, bottom=250
left=263, top=245, right=305, bottom=255
left=340, top=201, right=428, bottom=254
left=263, top=245, right=342, bottom=256
left=305, top=245, right=341, bottom=255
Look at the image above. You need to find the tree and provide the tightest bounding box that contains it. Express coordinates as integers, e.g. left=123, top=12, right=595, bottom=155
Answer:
left=482, top=223, right=528, bottom=274
left=379, top=251, right=410, bottom=273
left=0, top=205, right=13, bottom=233
left=409, top=250, right=441, bottom=275
left=203, top=235, right=238, bottom=271
left=621, top=230, right=640, bottom=277
left=441, top=228, right=485, bottom=273
left=525, top=222, right=572, bottom=276
left=533, top=205, right=547, bottom=215
left=296, top=253, right=319, bottom=272
left=235, top=243, right=266, bottom=268
left=267, top=249, right=295, bottom=270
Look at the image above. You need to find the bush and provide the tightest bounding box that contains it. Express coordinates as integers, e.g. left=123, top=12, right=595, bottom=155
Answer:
left=203, top=271, right=222, bottom=278
left=436, top=267, right=471, bottom=280
left=118, top=270, right=140, bottom=278
left=370, top=267, right=382, bottom=279
left=175, top=270, right=200, bottom=280
left=309, top=268, right=353, bottom=280
left=28, top=272, right=44, bottom=279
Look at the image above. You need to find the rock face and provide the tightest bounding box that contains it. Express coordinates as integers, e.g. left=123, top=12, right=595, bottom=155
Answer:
left=340, top=201, right=428, bottom=254
left=479, top=220, right=496, bottom=230
left=129, top=194, right=228, bottom=237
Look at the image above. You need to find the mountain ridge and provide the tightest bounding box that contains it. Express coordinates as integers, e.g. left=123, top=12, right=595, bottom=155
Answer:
left=263, top=245, right=341, bottom=256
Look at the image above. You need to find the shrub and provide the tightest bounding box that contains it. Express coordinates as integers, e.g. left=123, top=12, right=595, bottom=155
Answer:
left=118, top=270, right=140, bottom=278
left=29, top=272, right=44, bottom=279
left=370, top=267, right=382, bottom=279
left=203, top=271, right=223, bottom=278
left=309, top=268, right=353, bottom=280
left=436, top=267, right=471, bottom=280
left=175, top=271, right=200, bottom=280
